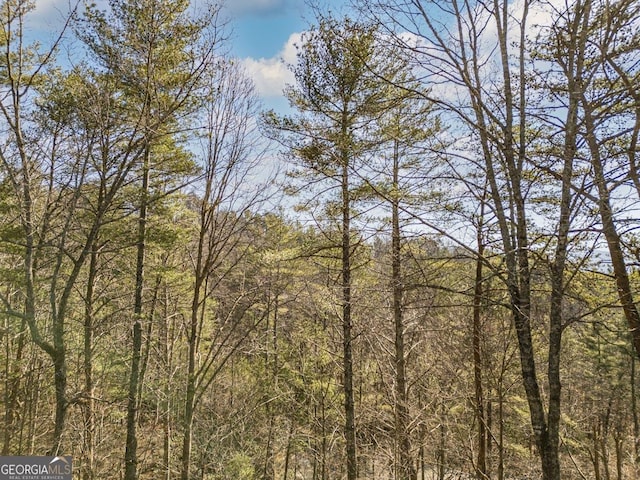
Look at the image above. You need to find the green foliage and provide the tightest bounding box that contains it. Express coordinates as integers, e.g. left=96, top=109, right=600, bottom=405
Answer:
left=223, top=453, right=255, bottom=480
left=3, top=1, right=640, bottom=479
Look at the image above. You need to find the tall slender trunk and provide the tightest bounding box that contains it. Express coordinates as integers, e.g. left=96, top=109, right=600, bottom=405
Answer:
left=263, top=282, right=278, bottom=480
left=391, top=138, right=415, bottom=480
left=283, top=421, right=295, bottom=480
left=3, top=315, right=27, bottom=455
left=632, top=356, right=640, bottom=470
left=137, top=279, right=159, bottom=409
left=498, top=384, right=505, bottom=480
left=180, top=169, right=212, bottom=480
left=341, top=133, right=356, bottom=480
left=83, top=244, right=98, bottom=480
left=593, top=422, right=602, bottom=480
left=51, top=335, right=67, bottom=456
left=602, top=404, right=612, bottom=480
left=125, top=147, right=150, bottom=480
left=585, top=112, right=640, bottom=359
left=263, top=415, right=276, bottom=480
left=180, top=266, right=203, bottom=480
left=2, top=315, right=11, bottom=455
left=161, top=284, right=172, bottom=480
left=418, top=378, right=426, bottom=480
left=473, top=216, right=487, bottom=480
left=614, top=428, right=623, bottom=480
left=27, top=359, right=43, bottom=453
left=438, top=404, right=446, bottom=480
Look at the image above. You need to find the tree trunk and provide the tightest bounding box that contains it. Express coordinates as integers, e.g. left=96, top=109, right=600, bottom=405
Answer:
left=180, top=273, right=202, bottom=480
left=3, top=316, right=27, bottom=455
left=593, top=422, right=602, bottom=480
left=498, top=387, right=505, bottom=480
left=572, top=0, right=640, bottom=361
left=586, top=111, right=640, bottom=359
left=180, top=164, right=212, bottom=480
left=614, top=429, right=623, bottom=480
left=473, top=212, right=487, bottom=480
left=137, top=279, right=159, bottom=414
left=342, top=151, right=357, bottom=480
left=263, top=415, right=275, bottom=480
left=283, top=422, right=294, bottom=480
left=391, top=139, right=416, bottom=480
left=180, top=404, right=194, bottom=480
left=438, top=406, right=446, bottom=480
left=632, top=355, right=640, bottom=471
left=124, top=148, right=150, bottom=480
left=321, top=398, right=328, bottom=480
left=27, top=359, right=43, bottom=454
left=51, top=345, right=67, bottom=455
left=263, top=283, right=276, bottom=480
left=83, top=244, right=98, bottom=480
left=161, top=285, right=172, bottom=480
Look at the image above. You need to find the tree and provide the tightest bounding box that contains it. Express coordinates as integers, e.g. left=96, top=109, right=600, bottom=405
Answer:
left=0, top=0, right=127, bottom=454
left=77, top=0, right=219, bottom=476
left=355, top=0, right=604, bottom=478
left=363, top=86, right=441, bottom=479
left=569, top=0, right=640, bottom=359
left=265, top=16, right=411, bottom=479
left=179, top=58, right=271, bottom=480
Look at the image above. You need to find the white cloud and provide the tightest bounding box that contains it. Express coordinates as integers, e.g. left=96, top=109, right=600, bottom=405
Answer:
left=241, top=32, right=302, bottom=98
left=475, top=0, right=560, bottom=51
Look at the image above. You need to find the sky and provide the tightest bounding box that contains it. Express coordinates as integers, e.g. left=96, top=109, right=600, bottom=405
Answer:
left=27, top=0, right=349, bottom=111
left=27, top=0, right=555, bottom=113
left=222, top=0, right=350, bottom=110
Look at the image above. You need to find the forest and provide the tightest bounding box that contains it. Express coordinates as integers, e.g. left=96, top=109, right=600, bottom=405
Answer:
left=1, top=0, right=640, bottom=479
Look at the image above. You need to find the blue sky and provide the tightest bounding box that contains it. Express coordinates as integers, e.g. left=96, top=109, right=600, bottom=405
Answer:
left=225, top=0, right=350, bottom=58
left=28, top=0, right=349, bottom=108
left=224, top=0, right=309, bottom=59
left=223, top=0, right=350, bottom=107
left=28, top=0, right=554, bottom=114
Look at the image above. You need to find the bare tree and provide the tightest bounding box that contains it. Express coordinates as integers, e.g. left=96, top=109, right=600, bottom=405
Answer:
left=356, top=0, right=597, bottom=478
left=77, top=0, right=220, bottom=476
left=180, top=59, right=272, bottom=480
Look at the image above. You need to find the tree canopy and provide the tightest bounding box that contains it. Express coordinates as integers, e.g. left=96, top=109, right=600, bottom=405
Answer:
left=1, top=0, right=640, bottom=479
